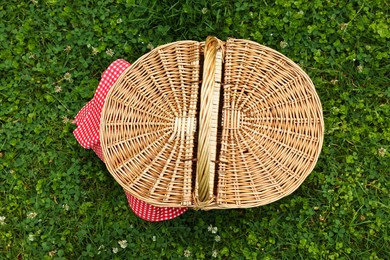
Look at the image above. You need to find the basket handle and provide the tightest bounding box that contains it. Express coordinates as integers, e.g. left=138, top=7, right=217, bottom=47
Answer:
left=195, top=36, right=224, bottom=204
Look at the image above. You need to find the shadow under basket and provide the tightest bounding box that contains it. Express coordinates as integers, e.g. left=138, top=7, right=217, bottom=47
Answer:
left=100, top=37, right=324, bottom=210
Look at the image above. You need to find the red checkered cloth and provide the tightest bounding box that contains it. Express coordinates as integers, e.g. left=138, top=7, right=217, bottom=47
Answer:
left=73, top=59, right=187, bottom=221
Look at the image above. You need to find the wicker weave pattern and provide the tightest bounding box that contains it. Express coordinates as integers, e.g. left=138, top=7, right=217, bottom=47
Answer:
left=212, top=39, right=324, bottom=209
left=101, top=41, right=200, bottom=206
left=100, top=37, right=324, bottom=209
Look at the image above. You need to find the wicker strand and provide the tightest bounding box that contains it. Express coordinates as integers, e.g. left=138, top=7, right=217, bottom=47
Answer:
left=196, top=36, right=224, bottom=203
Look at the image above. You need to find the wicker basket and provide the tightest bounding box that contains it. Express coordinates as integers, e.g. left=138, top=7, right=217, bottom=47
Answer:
left=100, top=37, right=324, bottom=210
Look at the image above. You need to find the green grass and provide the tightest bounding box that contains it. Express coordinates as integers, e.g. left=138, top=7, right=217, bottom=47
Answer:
left=1, top=0, right=389, bottom=259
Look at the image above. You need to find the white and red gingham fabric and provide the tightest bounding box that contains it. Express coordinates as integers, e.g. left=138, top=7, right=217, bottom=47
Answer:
left=73, top=59, right=187, bottom=221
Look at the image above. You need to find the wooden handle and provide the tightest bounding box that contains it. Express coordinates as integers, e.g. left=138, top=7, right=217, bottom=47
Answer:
left=196, top=36, right=224, bottom=203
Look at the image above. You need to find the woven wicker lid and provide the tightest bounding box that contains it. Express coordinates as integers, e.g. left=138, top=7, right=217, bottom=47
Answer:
left=100, top=37, right=324, bottom=209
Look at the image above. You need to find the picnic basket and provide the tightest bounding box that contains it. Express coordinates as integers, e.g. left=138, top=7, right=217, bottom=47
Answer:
left=100, top=36, right=324, bottom=210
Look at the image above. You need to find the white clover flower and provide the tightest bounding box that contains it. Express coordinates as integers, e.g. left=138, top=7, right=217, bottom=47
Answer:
left=215, top=235, right=221, bottom=242
left=48, top=250, right=57, bottom=257
left=357, top=65, right=363, bottom=73
left=62, top=116, right=70, bottom=124
left=378, top=147, right=386, bottom=157
left=118, top=240, right=128, bottom=249
left=147, top=43, right=154, bottom=50
left=92, top=47, right=99, bottom=55
left=117, top=18, right=123, bottom=24
left=280, top=41, right=288, bottom=49
left=208, top=224, right=218, bottom=233
left=27, top=212, right=38, bottom=219
left=64, top=45, right=72, bottom=52
left=340, top=23, right=348, bottom=31
left=184, top=249, right=191, bottom=258
left=28, top=233, right=35, bottom=241
left=106, top=48, right=114, bottom=57
left=62, top=204, right=69, bottom=211
left=54, top=86, right=62, bottom=93
left=330, top=79, right=338, bottom=85
left=152, top=236, right=156, bottom=242
left=212, top=250, right=218, bottom=258
left=0, top=216, right=5, bottom=225
left=298, top=10, right=304, bottom=15
left=212, top=227, right=218, bottom=234
left=87, top=43, right=91, bottom=48
left=112, top=247, right=119, bottom=254
left=202, top=8, right=208, bottom=14
left=64, top=72, right=72, bottom=81
left=208, top=225, right=213, bottom=232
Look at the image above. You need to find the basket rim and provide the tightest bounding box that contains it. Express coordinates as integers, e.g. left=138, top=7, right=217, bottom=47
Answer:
left=99, top=37, right=325, bottom=210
